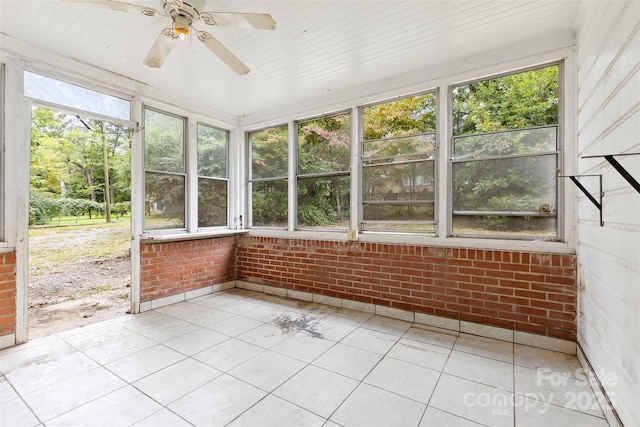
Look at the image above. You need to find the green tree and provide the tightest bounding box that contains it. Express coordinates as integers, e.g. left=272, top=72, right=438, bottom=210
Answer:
left=250, top=125, right=288, bottom=227
left=297, top=114, right=351, bottom=228
left=197, top=124, right=228, bottom=227
left=30, top=107, right=131, bottom=223
left=362, top=94, right=437, bottom=227
left=143, top=108, right=185, bottom=228
left=453, top=66, right=558, bottom=135
left=363, top=94, right=436, bottom=140
left=450, top=65, right=559, bottom=234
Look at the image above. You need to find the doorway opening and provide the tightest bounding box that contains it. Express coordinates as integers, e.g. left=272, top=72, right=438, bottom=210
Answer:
left=28, top=107, right=132, bottom=338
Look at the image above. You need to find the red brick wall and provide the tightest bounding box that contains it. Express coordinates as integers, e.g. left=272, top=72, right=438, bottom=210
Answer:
left=140, top=237, right=236, bottom=302
left=237, top=236, right=577, bottom=340
left=0, top=252, right=17, bottom=337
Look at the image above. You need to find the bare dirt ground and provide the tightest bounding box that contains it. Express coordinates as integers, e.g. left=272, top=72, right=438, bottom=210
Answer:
left=28, top=223, right=132, bottom=339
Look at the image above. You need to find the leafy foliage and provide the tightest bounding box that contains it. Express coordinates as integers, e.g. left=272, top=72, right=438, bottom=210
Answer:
left=30, top=107, right=131, bottom=225
left=250, top=125, right=288, bottom=179
left=28, top=192, right=125, bottom=225
left=363, top=93, right=436, bottom=140
left=451, top=65, right=559, bottom=236
left=144, top=109, right=184, bottom=173
left=143, top=109, right=187, bottom=230
left=361, top=93, right=437, bottom=230
left=198, top=178, right=227, bottom=227
left=297, top=114, right=351, bottom=228
left=453, top=65, right=558, bottom=135
left=197, top=124, right=227, bottom=178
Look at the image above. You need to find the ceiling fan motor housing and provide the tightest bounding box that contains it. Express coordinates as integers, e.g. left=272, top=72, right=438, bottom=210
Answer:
left=162, top=0, right=204, bottom=19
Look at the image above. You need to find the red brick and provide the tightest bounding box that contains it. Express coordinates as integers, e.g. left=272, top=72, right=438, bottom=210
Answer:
left=235, top=238, right=576, bottom=341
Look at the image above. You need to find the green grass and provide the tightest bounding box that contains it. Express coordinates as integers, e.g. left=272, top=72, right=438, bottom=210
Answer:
left=31, top=214, right=131, bottom=228
left=29, top=221, right=131, bottom=276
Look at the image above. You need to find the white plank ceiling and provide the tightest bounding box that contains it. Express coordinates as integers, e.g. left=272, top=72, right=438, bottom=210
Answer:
left=0, top=0, right=580, bottom=121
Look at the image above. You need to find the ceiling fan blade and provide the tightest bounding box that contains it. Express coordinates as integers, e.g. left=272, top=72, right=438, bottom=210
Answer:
left=143, top=29, right=178, bottom=68
left=197, top=31, right=250, bottom=75
left=62, top=0, right=160, bottom=16
left=200, top=12, right=276, bottom=30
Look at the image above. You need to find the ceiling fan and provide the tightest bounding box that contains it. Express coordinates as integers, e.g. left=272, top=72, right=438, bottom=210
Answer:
left=63, top=0, right=276, bottom=74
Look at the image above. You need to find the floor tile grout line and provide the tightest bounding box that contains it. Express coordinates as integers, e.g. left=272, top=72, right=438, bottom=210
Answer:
left=513, top=341, right=517, bottom=427
left=2, top=373, right=45, bottom=426
left=321, top=319, right=432, bottom=425
left=129, top=405, right=195, bottom=427
left=415, top=331, right=458, bottom=426
left=8, top=289, right=603, bottom=427
left=38, top=381, right=131, bottom=424
left=127, top=374, right=199, bottom=426
left=3, top=340, right=115, bottom=402
left=178, top=292, right=533, bottom=425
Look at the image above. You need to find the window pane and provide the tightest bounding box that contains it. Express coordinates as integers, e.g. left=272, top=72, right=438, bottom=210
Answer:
left=452, top=215, right=557, bottom=238
left=144, top=109, right=184, bottom=173
left=198, top=178, right=227, bottom=227
left=297, top=175, right=350, bottom=229
left=451, top=64, right=560, bottom=239
left=363, top=93, right=436, bottom=139
left=363, top=134, right=435, bottom=164
left=452, top=65, right=558, bottom=136
left=298, top=113, right=350, bottom=175
left=250, top=125, right=288, bottom=179
left=198, top=124, right=227, bottom=178
left=24, top=71, right=130, bottom=121
left=363, top=161, right=434, bottom=202
left=453, top=126, right=556, bottom=159
left=251, top=180, right=288, bottom=228
left=452, top=154, right=557, bottom=229
left=363, top=203, right=435, bottom=224
left=145, top=172, right=185, bottom=230
left=363, top=160, right=435, bottom=230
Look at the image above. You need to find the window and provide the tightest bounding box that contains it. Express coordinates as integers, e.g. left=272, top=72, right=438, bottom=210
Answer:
left=197, top=123, right=228, bottom=228
left=143, top=108, right=186, bottom=231
left=451, top=64, right=560, bottom=239
left=362, top=93, right=437, bottom=232
left=248, top=125, right=288, bottom=228
left=24, top=72, right=130, bottom=121
left=297, top=113, right=351, bottom=230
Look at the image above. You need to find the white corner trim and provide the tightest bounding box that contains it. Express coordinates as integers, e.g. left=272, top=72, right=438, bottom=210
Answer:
left=577, top=343, right=624, bottom=427
left=0, top=333, right=16, bottom=350
left=138, top=281, right=236, bottom=312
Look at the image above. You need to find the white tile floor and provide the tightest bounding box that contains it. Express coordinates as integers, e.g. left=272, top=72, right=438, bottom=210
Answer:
left=1, top=289, right=611, bottom=427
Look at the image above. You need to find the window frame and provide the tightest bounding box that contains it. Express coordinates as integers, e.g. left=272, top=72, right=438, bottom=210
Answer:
left=247, top=123, right=289, bottom=230
left=448, top=62, right=564, bottom=241
left=196, top=122, right=230, bottom=229
left=295, top=111, right=352, bottom=232
left=142, top=106, right=188, bottom=233
left=242, top=55, right=573, bottom=250
left=360, top=90, right=438, bottom=234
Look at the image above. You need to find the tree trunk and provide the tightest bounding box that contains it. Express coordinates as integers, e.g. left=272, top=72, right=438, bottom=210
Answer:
left=102, top=121, right=111, bottom=223
left=84, top=169, right=97, bottom=202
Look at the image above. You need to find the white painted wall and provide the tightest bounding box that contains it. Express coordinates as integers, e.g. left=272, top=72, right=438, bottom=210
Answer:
left=576, top=1, right=640, bottom=426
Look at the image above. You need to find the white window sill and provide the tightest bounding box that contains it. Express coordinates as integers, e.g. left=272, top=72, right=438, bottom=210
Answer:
left=140, top=229, right=248, bottom=244
left=244, top=229, right=573, bottom=253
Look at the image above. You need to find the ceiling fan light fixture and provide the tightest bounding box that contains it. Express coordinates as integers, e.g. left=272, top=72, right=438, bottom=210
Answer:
left=173, top=14, right=191, bottom=40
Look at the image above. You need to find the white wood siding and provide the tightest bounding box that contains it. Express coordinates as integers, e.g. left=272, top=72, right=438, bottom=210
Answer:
left=576, top=1, right=640, bottom=426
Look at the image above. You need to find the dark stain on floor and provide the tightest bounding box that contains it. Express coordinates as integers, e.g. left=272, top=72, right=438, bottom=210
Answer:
left=272, top=314, right=323, bottom=338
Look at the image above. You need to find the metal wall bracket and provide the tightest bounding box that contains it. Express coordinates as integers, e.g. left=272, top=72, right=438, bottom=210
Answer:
left=558, top=174, right=603, bottom=226
left=582, top=153, right=640, bottom=194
